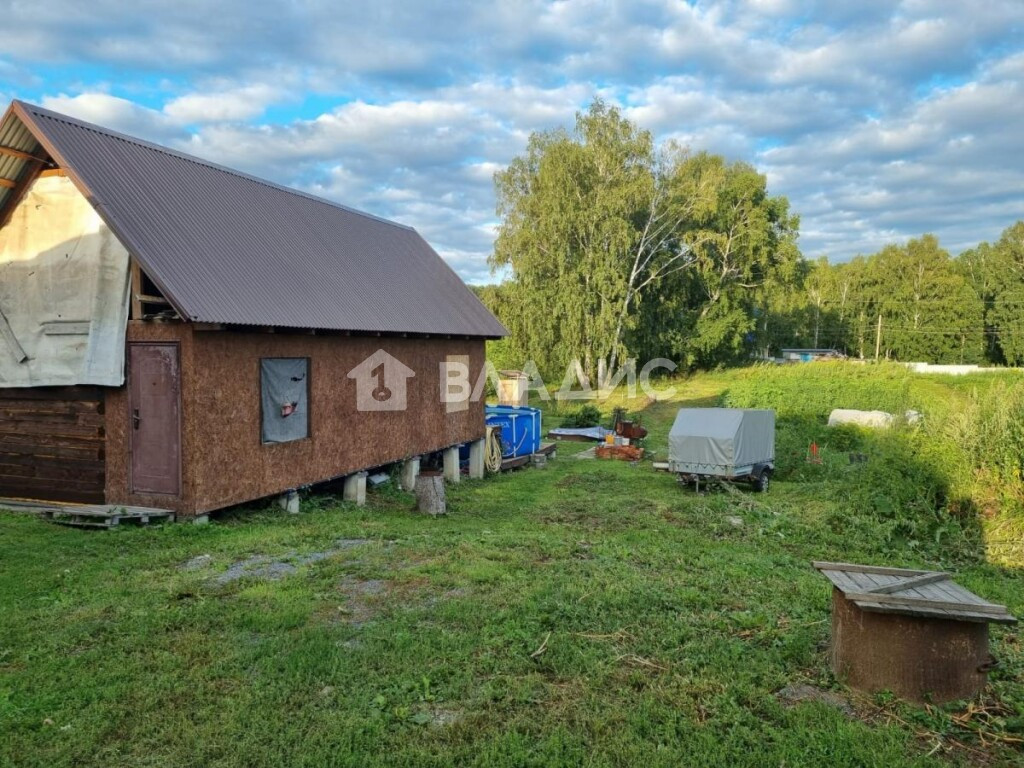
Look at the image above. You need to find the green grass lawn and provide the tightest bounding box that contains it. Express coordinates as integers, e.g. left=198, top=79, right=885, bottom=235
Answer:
left=1, top=370, right=1022, bottom=767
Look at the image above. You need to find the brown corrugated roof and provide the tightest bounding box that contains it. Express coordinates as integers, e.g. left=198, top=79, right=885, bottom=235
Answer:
left=4, top=100, right=506, bottom=338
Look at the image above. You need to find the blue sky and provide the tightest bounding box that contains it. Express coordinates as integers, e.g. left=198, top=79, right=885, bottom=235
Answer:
left=1, top=0, right=1022, bottom=283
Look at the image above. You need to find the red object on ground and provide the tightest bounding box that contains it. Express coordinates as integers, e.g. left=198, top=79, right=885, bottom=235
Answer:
left=808, top=441, right=821, bottom=464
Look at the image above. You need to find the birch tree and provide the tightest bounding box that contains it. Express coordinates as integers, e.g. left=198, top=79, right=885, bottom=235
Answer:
left=491, top=101, right=722, bottom=379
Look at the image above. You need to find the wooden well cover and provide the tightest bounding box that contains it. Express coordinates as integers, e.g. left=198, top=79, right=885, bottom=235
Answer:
left=814, top=561, right=1016, bottom=703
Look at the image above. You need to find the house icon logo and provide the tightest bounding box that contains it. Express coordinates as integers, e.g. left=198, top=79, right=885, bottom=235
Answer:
left=347, top=349, right=415, bottom=411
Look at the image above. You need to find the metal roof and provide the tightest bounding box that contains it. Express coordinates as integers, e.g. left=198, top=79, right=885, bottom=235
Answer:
left=814, top=561, right=1017, bottom=624
left=2, top=100, right=506, bottom=338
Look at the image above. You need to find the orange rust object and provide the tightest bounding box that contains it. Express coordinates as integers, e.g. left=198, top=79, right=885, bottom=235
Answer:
left=595, top=444, right=644, bottom=461
left=614, top=419, right=648, bottom=440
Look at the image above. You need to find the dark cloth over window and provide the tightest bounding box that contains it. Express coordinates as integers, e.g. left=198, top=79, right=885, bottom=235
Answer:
left=261, top=358, right=309, bottom=443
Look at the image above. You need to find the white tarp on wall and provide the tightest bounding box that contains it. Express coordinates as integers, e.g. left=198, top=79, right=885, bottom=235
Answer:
left=0, top=175, right=131, bottom=387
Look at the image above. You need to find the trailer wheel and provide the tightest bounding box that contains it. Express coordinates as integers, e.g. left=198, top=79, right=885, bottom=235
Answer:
left=753, top=469, right=771, bottom=493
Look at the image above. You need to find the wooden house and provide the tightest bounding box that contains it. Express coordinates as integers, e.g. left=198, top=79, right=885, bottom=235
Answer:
left=0, top=101, right=505, bottom=518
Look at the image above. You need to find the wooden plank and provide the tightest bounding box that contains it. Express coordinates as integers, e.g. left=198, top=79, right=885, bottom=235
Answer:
left=825, top=570, right=863, bottom=595
left=130, top=260, right=143, bottom=320
left=0, top=469, right=104, bottom=487
left=0, top=399, right=102, bottom=416
left=856, top=601, right=1014, bottom=624
left=813, top=561, right=930, bottom=578
left=864, top=573, right=950, bottom=598
left=500, top=455, right=531, bottom=471
left=0, top=146, right=47, bottom=163
left=0, top=462, right=104, bottom=482
left=0, top=443, right=103, bottom=461
left=135, top=294, right=169, bottom=305
left=843, top=591, right=1011, bottom=617
left=0, top=178, right=15, bottom=189
left=47, top=505, right=171, bottom=519
left=0, top=452, right=104, bottom=470
left=0, top=480, right=104, bottom=504
left=928, top=579, right=990, bottom=606
left=0, top=409, right=104, bottom=427
left=0, top=386, right=102, bottom=401
left=0, top=420, right=103, bottom=438
left=0, top=432, right=105, bottom=449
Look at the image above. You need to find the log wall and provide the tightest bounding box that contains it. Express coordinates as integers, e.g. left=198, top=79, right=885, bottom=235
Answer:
left=0, top=386, right=106, bottom=503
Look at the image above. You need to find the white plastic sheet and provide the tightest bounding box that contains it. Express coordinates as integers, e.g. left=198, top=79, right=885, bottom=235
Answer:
left=0, top=175, right=130, bottom=386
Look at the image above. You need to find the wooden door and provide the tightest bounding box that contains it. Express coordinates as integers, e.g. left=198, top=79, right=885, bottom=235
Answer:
left=129, top=343, right=181, bottom=495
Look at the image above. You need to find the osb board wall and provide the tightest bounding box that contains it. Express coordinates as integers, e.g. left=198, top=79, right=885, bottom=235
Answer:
left=0, top=385, right=106, bottom=503
left=185, top=332, right=485, bottom=516
left=106, top=323, right=485, bottom=516
left=104, top=321, right=193, bottom=512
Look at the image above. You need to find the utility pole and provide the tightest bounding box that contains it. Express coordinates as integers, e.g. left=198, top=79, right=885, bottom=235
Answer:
left=874, top=314, right=882, bottom=361
left=858, top=310, right=865, bottom=359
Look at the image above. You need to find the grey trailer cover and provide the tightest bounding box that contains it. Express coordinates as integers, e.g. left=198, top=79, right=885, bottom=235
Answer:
left=668, top=408, right=775, bottom=471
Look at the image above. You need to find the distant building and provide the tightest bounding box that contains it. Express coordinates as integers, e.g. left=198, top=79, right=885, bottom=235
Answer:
left=780, top=348, right=847, bottom=363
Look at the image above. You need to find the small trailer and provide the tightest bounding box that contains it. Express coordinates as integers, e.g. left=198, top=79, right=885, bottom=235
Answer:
left=668, top=408, right=775, bottom=492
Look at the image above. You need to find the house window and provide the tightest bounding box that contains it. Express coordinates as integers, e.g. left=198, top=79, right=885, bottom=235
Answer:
left=260, top=358, right=309, bottom=443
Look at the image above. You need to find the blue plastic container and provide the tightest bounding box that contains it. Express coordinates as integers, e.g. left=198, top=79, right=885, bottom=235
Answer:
left=486, top=405, right=542, bottom=458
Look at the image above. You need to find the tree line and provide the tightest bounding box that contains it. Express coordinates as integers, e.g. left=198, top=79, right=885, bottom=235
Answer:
left=475, top=100, right=1024, bottom=377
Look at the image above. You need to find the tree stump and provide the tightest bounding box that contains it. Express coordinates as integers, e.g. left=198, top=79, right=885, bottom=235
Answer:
left=415, top=474, right=446, bottom=516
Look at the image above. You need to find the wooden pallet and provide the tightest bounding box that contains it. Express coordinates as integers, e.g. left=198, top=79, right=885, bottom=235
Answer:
left=500, top=455, right=531, bottom=471
left=43, top=505, right=175, bottom=528
left=0, top=498, right=174, bottom=528
left=499, top=442, right=557, bottom=472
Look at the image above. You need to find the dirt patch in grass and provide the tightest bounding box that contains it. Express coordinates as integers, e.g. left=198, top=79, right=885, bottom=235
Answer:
left=776, top=683, right=855, bottom=717
left=334, top=576, right=390, bottom=625
left=179, top=554, right=213, bottom=571
left=410, top=704, right=464, bottom=727
left=209, top=539, right=372, bottom=586
left=555, top=474, right=603, bottom=489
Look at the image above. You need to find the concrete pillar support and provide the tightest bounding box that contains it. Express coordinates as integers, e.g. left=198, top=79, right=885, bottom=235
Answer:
left=343, top=472, right=367, bottom=506
left=401, top=457, right=421, bottom=491
left=443, top=446, right=461, bottom=484
left=277, top=488, right=300, bottom=514
left=468, top=438, right=485, bottom=479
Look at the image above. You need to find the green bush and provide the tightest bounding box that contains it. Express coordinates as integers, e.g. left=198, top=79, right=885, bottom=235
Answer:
left=719, top=362, right=974, bottom=548
left=559, top=403, right=603, bottom=428
left=721, top=362, right=912, bottom=418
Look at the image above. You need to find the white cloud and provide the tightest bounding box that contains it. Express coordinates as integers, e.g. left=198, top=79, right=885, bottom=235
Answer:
left=164, top=83, right=285, bottom=123
left=39, top=92, right=186, bottom=145
left=1, top=0, right=1021, bottom=276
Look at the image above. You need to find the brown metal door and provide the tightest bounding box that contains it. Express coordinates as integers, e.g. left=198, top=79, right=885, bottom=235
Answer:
left=129, top=343, right=181, bottom=495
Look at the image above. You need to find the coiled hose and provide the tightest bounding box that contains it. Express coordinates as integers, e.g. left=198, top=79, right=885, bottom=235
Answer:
left=485, top=425, right=504, bottom=473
